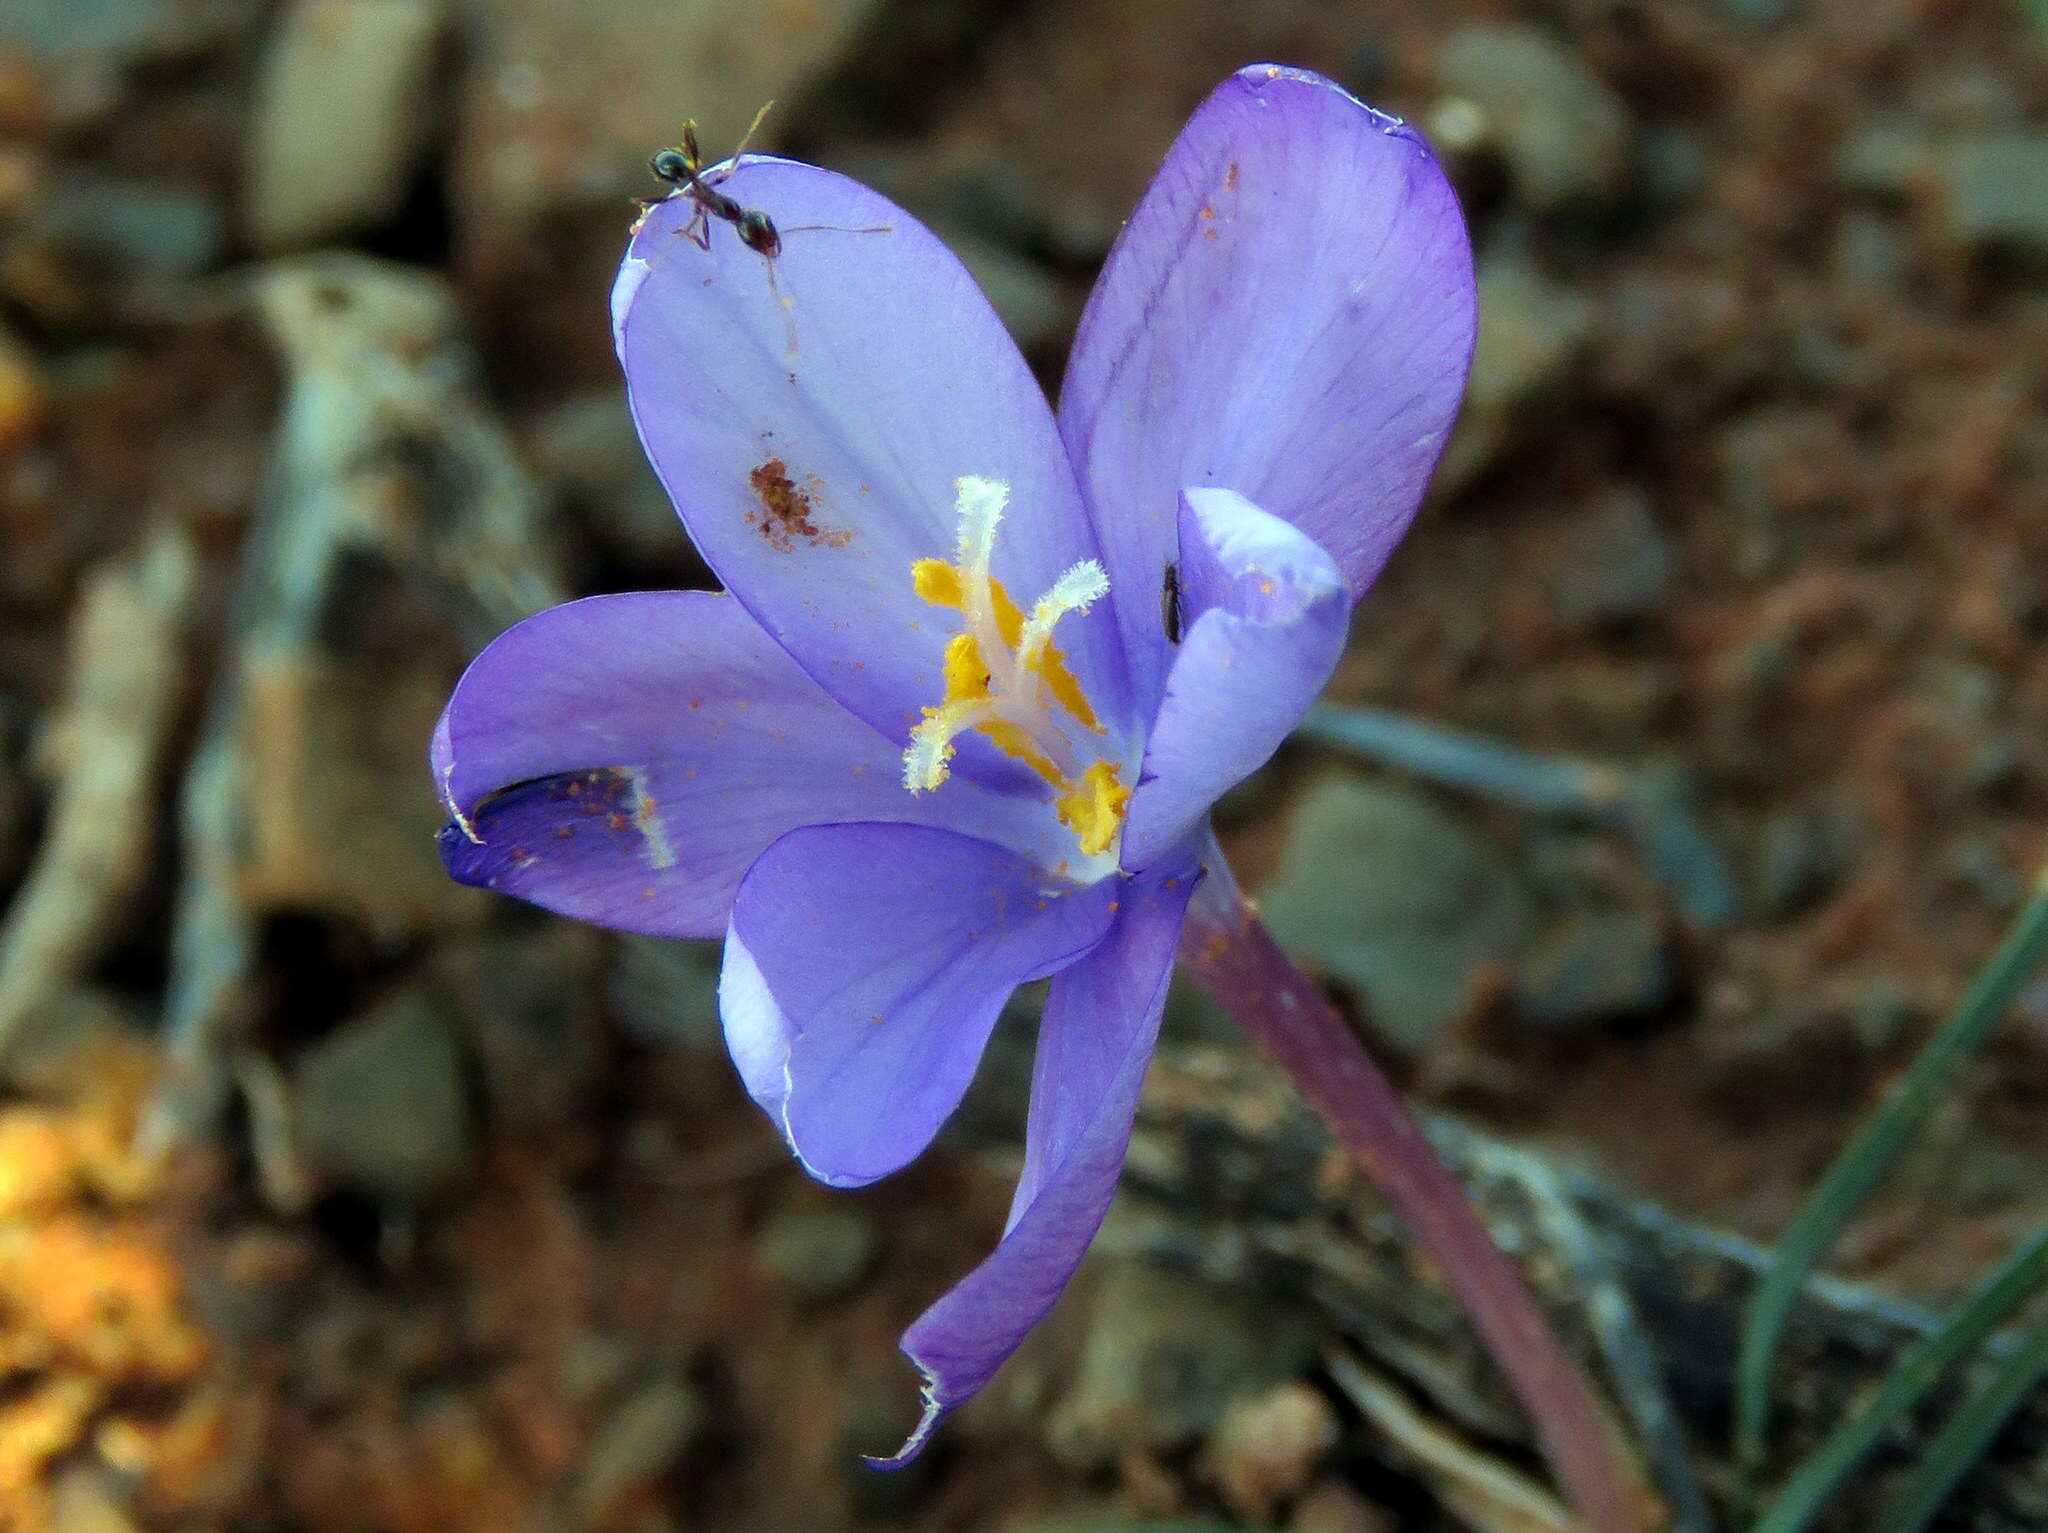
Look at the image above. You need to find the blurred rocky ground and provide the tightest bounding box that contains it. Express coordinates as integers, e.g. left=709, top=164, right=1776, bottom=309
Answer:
left=0, top=0, right=2045, bottom=1529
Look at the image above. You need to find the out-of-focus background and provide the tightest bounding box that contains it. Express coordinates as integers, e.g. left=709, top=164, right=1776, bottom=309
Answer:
left=0, top=0, right=2045, bottom=1529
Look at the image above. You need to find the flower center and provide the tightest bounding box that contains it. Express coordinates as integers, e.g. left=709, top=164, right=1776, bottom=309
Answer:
left=902, top=476, right=1131, bottom=858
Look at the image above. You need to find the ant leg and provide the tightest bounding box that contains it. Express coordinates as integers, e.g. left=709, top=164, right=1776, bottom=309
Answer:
left=760, top=258, right=799, bottom=360
left=674, top=202, right=711, bottom=251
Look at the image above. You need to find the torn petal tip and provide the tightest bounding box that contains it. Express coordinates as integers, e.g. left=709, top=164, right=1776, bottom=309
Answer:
left=862, top=1395, right=946, bottom=1472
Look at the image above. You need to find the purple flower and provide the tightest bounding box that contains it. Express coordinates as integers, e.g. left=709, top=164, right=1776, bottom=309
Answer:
left=432, top=64, right=1474, bottom=1462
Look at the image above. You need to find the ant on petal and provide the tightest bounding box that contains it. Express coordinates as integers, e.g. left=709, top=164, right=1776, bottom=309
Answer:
left=650, top=103, right=785, bottom=257
left=648, top=103, right=890, bottom=357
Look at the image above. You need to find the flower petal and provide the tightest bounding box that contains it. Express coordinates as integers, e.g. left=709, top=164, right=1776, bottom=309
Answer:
left=719, top=822, right=1118, bottom=1189
left=614, top=160, right=1132, bottom=753
left=1059, top=64, right=1475, bottom=709
left=433, top=592, right=1030, bottom=939
left=1121, top=489, right=1348, bottom=871
left=872, top=863, right=1198, bottom=1467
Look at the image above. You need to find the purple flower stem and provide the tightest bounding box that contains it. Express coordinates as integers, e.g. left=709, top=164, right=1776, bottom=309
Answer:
left=1179, top=868, right=1641, bottom=1533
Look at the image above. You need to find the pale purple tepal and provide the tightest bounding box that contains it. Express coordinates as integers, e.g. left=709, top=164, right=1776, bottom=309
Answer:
left=432, top=64, right=1475, bottom=1463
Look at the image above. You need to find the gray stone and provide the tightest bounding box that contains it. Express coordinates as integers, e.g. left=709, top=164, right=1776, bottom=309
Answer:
left=1436, top=26, right=1635, bottom=212
left=0, top=986, right=145, bottom=1099
left=608, top=936, right=722, bottom=1049
left=1752, top=806, right=1855, bottom=916
left=1934, top=134, right=2048, bottom=253
left=1836, top=123, right=1934, bottom=196
left=757, top=1205, right=879, bottom=1302
left=26, top=175, right=223, bottom=278
left=1641, top=126, right=1710, bottom=213
left=429, top=926, right=605, bottom=1136
left=1702, top=1008, right=1870, bottom=1120
left=827, top=147, right=1046, bottom=254
left=1552, top=487, right=1673, bottom=626
left=1848, top=981, right=1916, bottom=1051
left=1911, top=67, right=2025, bottom=133
left=1435, top=250, right=1597, bottom=494
left=235, top=653, right=472, bottom=929
left=830, top=144, right=1112, bottom=300
left=564, top=1373, right=703, bottom=1526
left=1204, top=1382, right=1338, bottom=1524
left=47, top=1461, right=140, bottom=1533
left=1259, top=778, right=1536, bottom=1053
left=934, top=225, right=1070, bottom=353
left=524, top=393, right=681, bottom=564
left=1046, top=1262, right=1313, bottom=1470
left=1833, top=210, right=1910, bottom=291
left=292, top=989, right=472, bottom=1199
left=1947, top=836, right=2025, bottom=910
left=1469, top=257, right=1599, bottom=414
left=1513, top=906, right=1670, bottom=1029
left=1840, top=127, right=2048, bottom=255
left=1714, top=0, right=1791, bottom=23
left=0, top=741, right=16, bottom=880
left=4, top=0, right=168, bottom=61
left=243, top=0, right=447, bottom=251
left=452, top=0, right=882, bottom=245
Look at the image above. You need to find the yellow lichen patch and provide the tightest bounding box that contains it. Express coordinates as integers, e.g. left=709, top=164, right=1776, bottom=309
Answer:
left=1055, top=760, right=1132, bottom=858
left=0, top=1376, right=100, bottom=1509
left=2, top=1220, right=210, bottom=1379
left=0, top=1028, right=226, bottom=1532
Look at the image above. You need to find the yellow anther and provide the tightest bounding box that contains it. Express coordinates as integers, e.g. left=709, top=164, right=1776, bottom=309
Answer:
left=916, top=558, right=1026, bottom=645
left=981, top=721, right=1064, bottom=785
left=1055, top=761, right=1131, bottom=858
left=904, top=475, right=1129, bottom=857
left=941, top=631, right=991, bottom=701
left=990, top=581, right=1025, bottom=648
left=912, top=558, right=962, bottom=608
left=1031, top=639, right=1098, bottom=732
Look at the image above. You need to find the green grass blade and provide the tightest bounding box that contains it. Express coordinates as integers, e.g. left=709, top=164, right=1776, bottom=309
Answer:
left=1876, top=1315, right=2048, bottom=1533
left=1733, top=874, right=2048, bottom=1523
left=1749, top=1217, right=2048, bottom=1533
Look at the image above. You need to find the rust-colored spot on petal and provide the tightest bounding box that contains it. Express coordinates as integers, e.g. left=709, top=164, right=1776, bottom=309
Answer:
left=1224, top=161, right=1239, bottom=191
left=746, top=458, right=851, bottom=552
